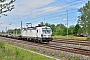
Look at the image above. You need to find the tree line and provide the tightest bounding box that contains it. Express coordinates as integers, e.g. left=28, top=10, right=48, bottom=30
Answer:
left=6, top=23, right=81, bottom=36
left=38, top=22, right=81, bottom=36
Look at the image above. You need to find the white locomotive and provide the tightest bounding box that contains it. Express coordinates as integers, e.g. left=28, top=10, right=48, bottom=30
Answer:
left=21, top=26, right=53, bottom=43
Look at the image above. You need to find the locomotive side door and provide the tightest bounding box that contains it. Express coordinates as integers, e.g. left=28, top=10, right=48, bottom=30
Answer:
left=36, top=28, right=41, bottom=38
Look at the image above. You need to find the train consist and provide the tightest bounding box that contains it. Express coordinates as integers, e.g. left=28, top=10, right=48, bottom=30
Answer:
left=0, top=26, right=53, bottom=43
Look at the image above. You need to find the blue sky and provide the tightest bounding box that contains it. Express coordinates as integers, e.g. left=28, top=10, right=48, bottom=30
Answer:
left=0, top=0, right=88, bottom=31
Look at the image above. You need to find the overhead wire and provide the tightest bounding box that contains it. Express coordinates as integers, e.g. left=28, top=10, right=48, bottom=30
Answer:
left=22, top=0, right=85, bottom=23
left=10, top=0, right=82, bottom=20
left=31, top=10, right=78, bottom=23
left=24, top=9, right=77, bottom=22
left=7, top=0, right=86, bottom=27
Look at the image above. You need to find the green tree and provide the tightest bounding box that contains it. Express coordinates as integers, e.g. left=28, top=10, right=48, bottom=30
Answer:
left=45, top=23, right=51, bottom=27
left=38, top=22, right=44, bottom=26
left=73, top=24, right=81, bottom=34
left=78, top=1, right=90, bottom=34
left=55, top=24, right=66, bottom=36
left=50, top=24, right=56, bottom=35
left=68, top=25, right=75, bottom=34
left=7, top=28, right=20, bottom=35
left=0, top=0, right=15, bottom=17
left=61, top=27, right=67, bottom=36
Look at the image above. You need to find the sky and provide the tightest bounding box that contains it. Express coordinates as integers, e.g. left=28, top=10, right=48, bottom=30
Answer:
left=0, top=0, right=88, bottom=31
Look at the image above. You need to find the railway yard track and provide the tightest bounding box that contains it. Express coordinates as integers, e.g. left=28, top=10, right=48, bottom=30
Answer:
left=52, top=38, right=90, bottom=46
left=0, top=37, right=90, bottom=60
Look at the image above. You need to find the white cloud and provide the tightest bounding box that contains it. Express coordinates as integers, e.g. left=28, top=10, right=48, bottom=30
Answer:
left=41, top=5, right=67, bottom=13
left=19, top=0, right=55, bottom=9
left=0, top=17, right=20, bottom=30
left=0, top=23, right=20, bottom=30
left=10, top=0, right=56, bottom=16
left=8, top=0, right=68, bottom=18
left=0, top=18, right=8, bottom=23
left=0, top=0, right=57, bottom=30
left=63, top=18, right=67, bottom=20
left=27, top=5, right=68, bottom=17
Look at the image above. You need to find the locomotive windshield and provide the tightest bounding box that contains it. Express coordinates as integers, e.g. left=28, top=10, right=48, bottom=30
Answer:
left=42, top=28, right=51, bottom=33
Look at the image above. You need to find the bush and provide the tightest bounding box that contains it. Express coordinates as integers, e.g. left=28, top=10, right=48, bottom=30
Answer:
left=59, top=54, right=63, bottom=58
left=77, top=45, right=81, bottom=48
left=72, top=57, right=78, bottom=60
left=87, top=36, right=90, bottom=40
left=0, top=41, right=4, bottom=48
left=48, top=52, right=54, bottom=56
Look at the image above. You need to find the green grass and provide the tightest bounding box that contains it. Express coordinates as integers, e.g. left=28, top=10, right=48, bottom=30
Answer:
left=59, top=54, right=63, bottom=58
left=52, top=35, right=87, bottom=40
left=0, top=41, right=55, bottom=60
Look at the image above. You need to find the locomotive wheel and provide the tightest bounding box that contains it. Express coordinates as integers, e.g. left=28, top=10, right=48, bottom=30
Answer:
left=40, top=40, right=42, bottom=43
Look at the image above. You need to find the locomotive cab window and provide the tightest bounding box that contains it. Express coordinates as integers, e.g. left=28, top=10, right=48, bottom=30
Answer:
left=42, top=28, right=51, bottom=33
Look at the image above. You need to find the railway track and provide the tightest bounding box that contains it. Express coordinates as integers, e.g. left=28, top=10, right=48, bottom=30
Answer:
left=52, top=38, right=90, bottom=46
left=1, top=37, right=90, bottom=57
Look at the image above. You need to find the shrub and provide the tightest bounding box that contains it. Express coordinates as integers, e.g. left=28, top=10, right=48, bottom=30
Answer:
left=0, top=41, right=4, bottom=48
left=72, top=57, right=78, bottom=60
left=59, top=54, right=63, bottom=58
left=87, top=36, right=90, bottom=40
left=77, top=45, right=81, bottom=48
left=29, top=48, right=38, bottom=51
left=65, top=56, right=71, bottom=60
left=49, top=52, right=54, bottom=56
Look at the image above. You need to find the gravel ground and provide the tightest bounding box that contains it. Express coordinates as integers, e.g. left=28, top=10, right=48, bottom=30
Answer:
left=0, top=37, right=90, bottom=60
left=50, top=42, right=90, bottom=50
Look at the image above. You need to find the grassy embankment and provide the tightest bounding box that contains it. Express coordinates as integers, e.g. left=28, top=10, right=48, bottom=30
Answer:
left=0, top=41, right=54, bottom=60
left=52, top=35, right=87, bottom=40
